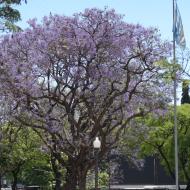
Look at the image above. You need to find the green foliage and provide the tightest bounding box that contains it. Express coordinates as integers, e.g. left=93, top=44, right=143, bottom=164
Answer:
left=20, top=159, right=53, bottom=187
left=86, top=171, right=109, bottom=190
left=0, top=141, right=12, bottom=175
left=0, top=0, right=26, bottom=32
left=140, top=104, right=190, bottom=183
left=154, top=60, right=181, bottom=82
left=99, top=172, right=109, bottom=188
left=181, top=80, right=190, bottom=104
left=0, top=123, right=53, bottom=187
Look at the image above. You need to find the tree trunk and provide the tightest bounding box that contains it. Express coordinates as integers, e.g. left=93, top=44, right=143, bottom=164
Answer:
left=63, top=158, right=77, bottom=190
left=0, top=175, right=2, bottom=190
left=54, top=171, right=62, bottom=190
left=12, top=172, right=18, bottom=190
left=63, top=170, right=77, bottom=190
left=11, top=162, right=24, bottom=190
left=78, top=169, right=87, bottom=190
left=51, top=154, right=62, bottom=190
left=158, top=147, right=175, bottom=181
left=62, top=156, right=91, bottom=190
left=185, top=180, right=190, bottom=190
left=63, top=166, right=87, bottom=190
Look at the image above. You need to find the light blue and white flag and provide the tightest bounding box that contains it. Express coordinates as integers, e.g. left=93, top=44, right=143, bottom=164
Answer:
left=173, top=1, right=186, bottom=49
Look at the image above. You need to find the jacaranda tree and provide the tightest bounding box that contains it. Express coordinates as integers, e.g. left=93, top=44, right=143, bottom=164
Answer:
left=0, top=8, right=172, bottom=190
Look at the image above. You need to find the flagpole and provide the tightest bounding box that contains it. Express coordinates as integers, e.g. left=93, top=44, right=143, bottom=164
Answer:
left=173, top=0, right=179, bottom=190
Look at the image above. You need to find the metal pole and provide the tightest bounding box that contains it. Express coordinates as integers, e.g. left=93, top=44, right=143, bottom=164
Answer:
left=95, top=150, right=99, bottom=190
left=173, top=0, right=179, bottom=190
left=154, top=157, right=156, bottom=185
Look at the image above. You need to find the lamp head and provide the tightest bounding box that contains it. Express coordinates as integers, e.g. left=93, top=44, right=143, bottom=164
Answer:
left=93, top=137, right=101, bottom=149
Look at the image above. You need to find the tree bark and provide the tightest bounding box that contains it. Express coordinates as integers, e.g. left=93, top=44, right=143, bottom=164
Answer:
left=54, top=171, right=62, bottom=190
left=63, top=158, right=78, bottom=190
left=185, top=180, right=190, bottom=190
left=63, top=171, right=77, bottom=190
left=51, top=154, right=62, bottom=190
left=62, top=156, right=90, bottom=190
left=78, top=168, right=87, bottom=190
left=12, top=172, right=18, bottom=190
left=158, top=147, right=175, bottom=181
left=11, top=162, right=25, bottom=190
left=0, top=175, right=2, bottom=190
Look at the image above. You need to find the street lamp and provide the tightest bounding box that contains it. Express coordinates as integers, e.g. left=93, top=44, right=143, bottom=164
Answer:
left=93, top=137, right=101, bottom=190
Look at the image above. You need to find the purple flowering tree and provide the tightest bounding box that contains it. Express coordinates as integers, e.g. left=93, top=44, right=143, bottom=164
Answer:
left=0, top=8, right=172, bottom=190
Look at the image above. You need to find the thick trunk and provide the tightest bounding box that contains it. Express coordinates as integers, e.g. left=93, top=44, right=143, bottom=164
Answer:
left=63, top=170, right=77, bottom=190
left=63, top=159, right=77, bottom=190
left=78, top=169, right=87, bottom=190
left=63, top=157, right=89, bottom=190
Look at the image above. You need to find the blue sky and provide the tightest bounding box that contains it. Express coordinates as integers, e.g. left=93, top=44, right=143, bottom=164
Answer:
left=17, top=0, right=190, bottom=48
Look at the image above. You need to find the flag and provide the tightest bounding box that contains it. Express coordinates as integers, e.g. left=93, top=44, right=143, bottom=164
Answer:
left=173, top=1, right=186, bottom=49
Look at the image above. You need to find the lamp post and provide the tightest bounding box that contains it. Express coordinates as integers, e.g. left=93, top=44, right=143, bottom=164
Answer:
left=93, top=137, right=101, bottom=190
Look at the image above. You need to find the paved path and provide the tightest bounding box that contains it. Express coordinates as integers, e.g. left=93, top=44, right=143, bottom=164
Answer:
left=110, top=184, right=186, bottom=190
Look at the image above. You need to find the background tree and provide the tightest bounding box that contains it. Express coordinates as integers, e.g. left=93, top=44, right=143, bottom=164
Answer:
left=0, top=0, right=27, bottom=32
left=137, top=105, right=190, bottom=190
left=181, top=80, right=190, bottom=104
left=0, top=8, right=172, bottom=190
left=0, top=123, right=51, bottom=190
left=0, top=139, right=11, bottom=190
left=20, top=152, right=54, bottom=189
